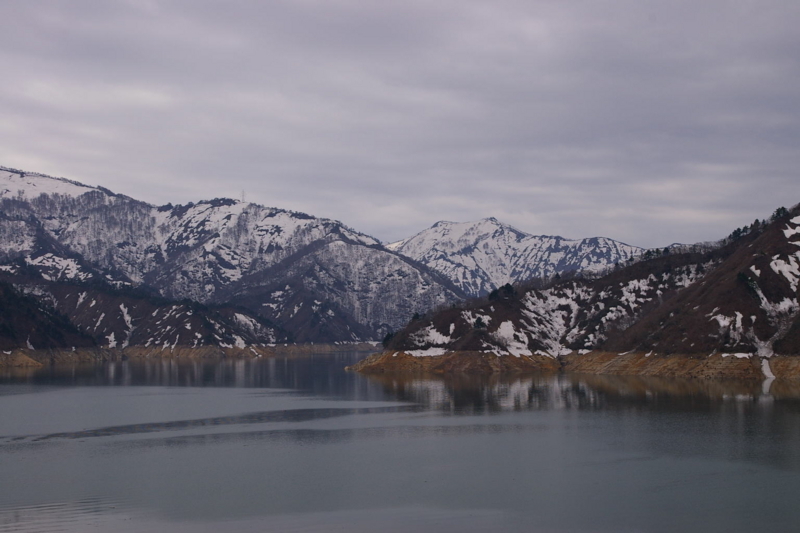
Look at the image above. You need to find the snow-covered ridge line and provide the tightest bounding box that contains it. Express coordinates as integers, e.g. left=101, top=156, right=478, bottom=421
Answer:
left=0, top=165, right=96, bottom=190
left=387, top=208, right=800, bottom=360
left=0, top=165, right=461, bottom=341
left=0, top=166, right=381, bottom=239
left=0, top=167, right=103, bottom=199
left=389, top=217, right=643, bottom=297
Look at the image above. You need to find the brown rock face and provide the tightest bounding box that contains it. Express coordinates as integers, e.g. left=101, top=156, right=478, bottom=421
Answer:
left=560, top=352, right=764, bottom=380
left=6, top=343, right=379, bottom=367
left=0, top=352, right=43, bottom=368
left=348, top=349, right=800, bottom=380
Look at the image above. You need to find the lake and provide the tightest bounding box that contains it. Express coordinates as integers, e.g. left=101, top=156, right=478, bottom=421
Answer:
left=1, top=352, right=800, bottom=532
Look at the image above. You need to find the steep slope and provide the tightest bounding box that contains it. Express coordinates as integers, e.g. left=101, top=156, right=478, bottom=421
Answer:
left=371, top=205, right=800, bottom=371
left=0, top=280, right=95, bottom=351
left=222, top=239, right=463, bottom=342
left=382, top=253, right=711, bottom=358
left=388, top=218, right=642, bottom=297
left=0, top=166, right=464, bottom=341
left=0, top=260, right=286, bottom=351
left=607, top=211, right=800, bottom=358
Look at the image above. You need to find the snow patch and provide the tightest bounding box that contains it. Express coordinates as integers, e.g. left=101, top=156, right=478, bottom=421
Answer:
left=461, top=310, right=491, bottom=327
left=407, top=347, right=447, bottom=357
left=720, top=352, right=752, bottom=359
left=491, top=321, right=532, bottom=357
left=783, top=223, right=800, bottom=239
left=770, top=252, right=800, bottom=292
left=411, top=325, right=452, bottom=346
left=234, top=312, right=260, bottom=332
left=761, top=358, right=776, bottom=379
left=26, top=253, right=91, bottom=282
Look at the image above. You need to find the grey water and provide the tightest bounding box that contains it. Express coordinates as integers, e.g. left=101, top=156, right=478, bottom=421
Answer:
left=2, top=353, right=800, bottom=532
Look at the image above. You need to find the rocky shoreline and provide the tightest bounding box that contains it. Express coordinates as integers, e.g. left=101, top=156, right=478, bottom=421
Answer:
left=346, top=350, right=800, bottom=380
left=0, top=342, right=379, bottom=368
left=5, top=345, right=798, bottom=381
left=345, top=350, right=560, bottom=375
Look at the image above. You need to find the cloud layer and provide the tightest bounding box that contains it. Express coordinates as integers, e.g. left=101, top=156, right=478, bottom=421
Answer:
left=1, top=0, right=799, bottom=247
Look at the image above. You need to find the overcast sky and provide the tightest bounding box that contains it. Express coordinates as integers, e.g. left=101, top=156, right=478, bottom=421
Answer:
left=1, top=0, right=799, bottom=247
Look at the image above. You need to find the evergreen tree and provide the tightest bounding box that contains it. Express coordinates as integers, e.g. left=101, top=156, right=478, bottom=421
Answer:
left=382, top=331, right=395, bottom=347
left=774, top=206, right=789, bottom=219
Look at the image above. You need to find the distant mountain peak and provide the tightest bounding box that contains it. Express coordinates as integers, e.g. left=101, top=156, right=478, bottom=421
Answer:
left=0, top=164, right=462, bottom=342
left=389, top=217, right=642, bottom=297
left=381, top=204, right=800, bottom=363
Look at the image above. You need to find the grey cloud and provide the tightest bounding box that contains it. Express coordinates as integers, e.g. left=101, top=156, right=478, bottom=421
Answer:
left=0, top=0, right=798, bottom=247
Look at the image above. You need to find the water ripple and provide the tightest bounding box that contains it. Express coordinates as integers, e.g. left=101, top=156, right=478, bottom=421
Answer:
left=0, top=498, right=130, bottom=533
left=23, top=405, right=420, bottom=442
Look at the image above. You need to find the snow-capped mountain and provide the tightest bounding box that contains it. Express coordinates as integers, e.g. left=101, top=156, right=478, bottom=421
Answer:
left=387, top=218, right=642, bottom=297
left=0, top=166, right=464, bottom=342
left=379, top=206, right=800, bottom=366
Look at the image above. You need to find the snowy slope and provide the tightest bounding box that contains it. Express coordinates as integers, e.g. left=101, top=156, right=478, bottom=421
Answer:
left=0, top=166, right=100, bottom=199
left=0, top=263, right=286, bottom=350
left=0, top=166, right=463, bottom=341
left=0, top=279, right=95, bottom=351
left=386, top=206, right=800, bottom=366
left=389, top=218, right=642, bottom=297
left=388, top=254, right=710, bottom=358
left=607, top=211, right=800, bottom=359
left=226, top=239, right=462, bottom=341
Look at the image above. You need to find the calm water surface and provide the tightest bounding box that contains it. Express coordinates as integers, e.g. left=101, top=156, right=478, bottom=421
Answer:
left=1, top=352, right=800, bottom=532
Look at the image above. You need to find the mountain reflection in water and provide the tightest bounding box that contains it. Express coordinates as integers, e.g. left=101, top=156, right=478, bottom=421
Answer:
left=2, top=353, right=800, bottom=533
left=365, top=370, right=800, bottom=414
left=3, top=354, right=800, bottom=413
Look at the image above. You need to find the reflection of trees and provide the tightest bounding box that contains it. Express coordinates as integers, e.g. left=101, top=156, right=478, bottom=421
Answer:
left=0, top=352, right=390, bottom=402
left=6, top=354, right=800, bottom=471
left=7, top=354, right=800, bottom=415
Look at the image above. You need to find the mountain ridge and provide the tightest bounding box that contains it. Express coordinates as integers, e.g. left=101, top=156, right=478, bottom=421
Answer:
left=353, top=204, right=800, bottom=377
left=3, top=164, right=714, bottom=349
left=0, top=166, right=465, bottom=342
left=387, top=217, right=642, bottom=297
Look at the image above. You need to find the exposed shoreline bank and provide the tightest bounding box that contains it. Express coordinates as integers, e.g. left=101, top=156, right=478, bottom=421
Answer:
left=6, top=346, right=799, bottom=381
left=346, top=350, right=800, bottom=380
left=0, top=342, right=379, bottom=368
left=345, top=350, right=561, bottom=375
